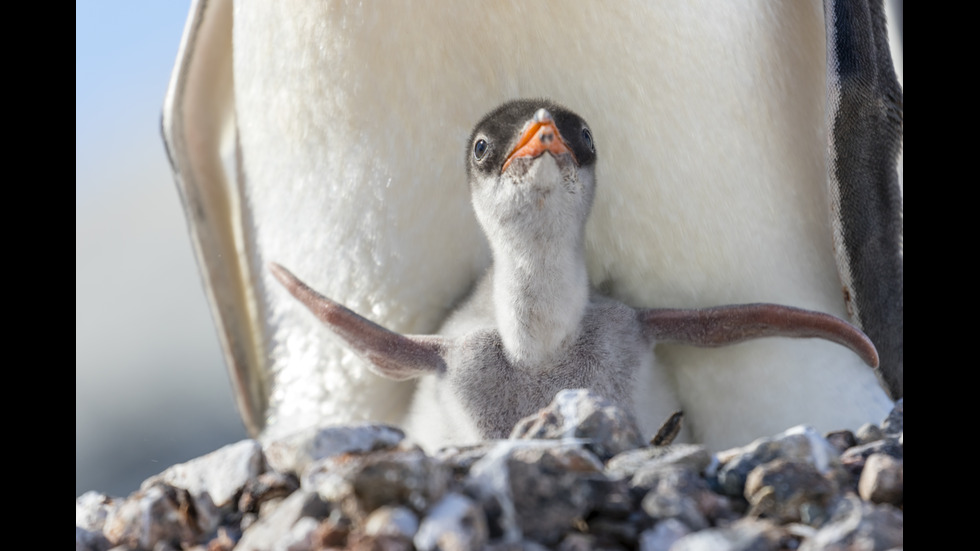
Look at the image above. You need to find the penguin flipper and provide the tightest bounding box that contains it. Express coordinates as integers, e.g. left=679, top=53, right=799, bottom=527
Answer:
left=270, top=264, right=449, bottom=381
left=639, top=304, right=879, bottom=369
left=162, top=0, right=268, bottom=435
left=824, top=0, right=903, bottom=398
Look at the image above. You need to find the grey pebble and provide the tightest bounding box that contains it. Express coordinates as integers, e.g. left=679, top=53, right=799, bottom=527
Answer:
left=669, top=518, right=787, bottom=551
left=263, top=423, right=405, bottom=476
left=415, top=493, right=488, bottom=551
left=305, top=444, right=450, bottom=520
left=234, top=490, right=327, bottom=551
left=714, top=425, right=840, bottom=498
left=364, top=505, right=419, bottom=539
left=855, top=423, right=884, bottom=445
left=467, top=441, right=605, bottom=545
left=800, top=495, right=903, bottom=551
left=881, top=398, right=903, bottom=436
left=606, top=444, right=712, bottom=482
left=639, top=518, right=692, bottom=551
left=510, top=389, right=645, bottom=461
left=744, top=459, right=835, bottom=524
left=858, top=453, right=903, bottom=506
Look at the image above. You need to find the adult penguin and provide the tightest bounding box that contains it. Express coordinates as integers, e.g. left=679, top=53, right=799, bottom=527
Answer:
left=163, top=1, right=903, bottom=450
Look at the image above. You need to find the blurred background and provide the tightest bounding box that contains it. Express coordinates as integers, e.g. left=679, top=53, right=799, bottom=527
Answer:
left=76, top=0, right=246, bottom=497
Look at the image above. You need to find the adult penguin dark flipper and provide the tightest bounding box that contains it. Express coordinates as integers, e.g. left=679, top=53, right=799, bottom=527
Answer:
left=825, top=0, right=903, bottom=399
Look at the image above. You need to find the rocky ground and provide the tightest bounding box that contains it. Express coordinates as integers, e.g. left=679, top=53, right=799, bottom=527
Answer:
left=76, top=391, right=903, bottom=550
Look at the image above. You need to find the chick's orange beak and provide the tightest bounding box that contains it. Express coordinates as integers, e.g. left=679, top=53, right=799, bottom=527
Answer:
left=502, top=108, right=577, bottom=173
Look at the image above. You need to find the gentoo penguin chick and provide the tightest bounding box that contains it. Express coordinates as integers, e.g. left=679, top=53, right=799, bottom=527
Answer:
left=270, top=99, right=879, bottom=450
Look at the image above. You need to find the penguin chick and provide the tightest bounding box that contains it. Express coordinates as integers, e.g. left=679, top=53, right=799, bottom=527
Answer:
left=270, top=99, right=878, bottom=450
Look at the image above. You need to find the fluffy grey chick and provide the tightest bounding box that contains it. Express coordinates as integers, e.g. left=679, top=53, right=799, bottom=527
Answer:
left=270, top=99, right=878, bottom=450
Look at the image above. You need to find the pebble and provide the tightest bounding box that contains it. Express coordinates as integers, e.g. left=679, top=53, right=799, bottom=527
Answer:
left=414, top=493, right=488, bottom=551
left=305, top=444, right=450, bottom=520
left=234, top=489, right=328, bottom=551
left=800, top=495, right=903, bottom=550
left=363, top=505, right=419, bottom=539
left=855, top=423, right=884, bottom=445
left=75, top=491, right=119, bottom=534
left=263, top=423, right=405, bottom=476
left=640, top=466, right=711, bottom=531
left=467, top=441, right=605, bottom=545
left=881, top=398, right=903, bottom=435
left=840, top=436, right=903, bottom=478
left=143, top=439, right=264, bottom=508
left=638, top=518, right=692, bottom=551
left=102, top=483, right=214, bottom=550
left=824, top=430, right=857, bottom=454
left=606, top=444, right=712, bottom=482
left=510, top=388, right=645, bottom=461
left=714, top=425, right=840, bottom=498
left=669, top=518, right=787, bottom=551
left=744, top=459, right=835, bottom=524
left=858, top=453, right=903, bottom=506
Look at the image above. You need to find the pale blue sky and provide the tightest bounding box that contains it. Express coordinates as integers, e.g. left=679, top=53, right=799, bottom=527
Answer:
left=76, top=0, right=187, bottom=201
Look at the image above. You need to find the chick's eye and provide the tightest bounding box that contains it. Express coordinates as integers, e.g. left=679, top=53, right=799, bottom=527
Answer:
left=473, top=139, right=489, bottom=160
left=581, top=128, right=594, bottom=153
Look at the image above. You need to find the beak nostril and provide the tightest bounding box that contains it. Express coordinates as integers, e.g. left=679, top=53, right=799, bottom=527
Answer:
left=534, top=108, right=553, bottom=123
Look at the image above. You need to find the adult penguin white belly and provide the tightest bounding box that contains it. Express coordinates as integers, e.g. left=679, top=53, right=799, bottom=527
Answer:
left=163, top=1, right=903, bottom=449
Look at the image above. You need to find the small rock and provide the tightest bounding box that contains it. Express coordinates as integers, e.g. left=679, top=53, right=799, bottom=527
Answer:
left=103, top=483, right=215, bottom=550
left=143, top=439, right=264, bottom=508
left=239, top=471, right=300, bottom=514
left=857, top=453, right=903, bottom=506
left=640, top=466, right=710, bottom=531
left=669, top=518, right=787, bottom=551
left=206, top=527, right=239, bottom=551
left=75, top=526, right=111, bottom=551
left=587, top=515, right=642, bottom=547
left=434, top=442, right=498, bottom=475
left=275, top=516, right=319, bottom=551
left=606, top=444, right=712, bottom=482
left=881, top=399, right=903, bottom=436
left=556, top=533, right=601, bottom=551
left=638, top=518, right=692, bottom=551
left=348, top=533, right=414, bottom=551
left=510, top=389, right=645, bottom=461
left=855, top=423, right=884, bottom=445
left=467, top=441, right=604, bottom=545
left=823, top=430, right=856, bottom=455
left=744, top=459, right=835, bottom=524
left=311, top=509, right=353, bottom=549
left=76, top=491, right=120, bottom=533
left=364, top=505, right=419, bottom=539
left=840, top=437, right=903, bottom=476
left=800, top=495, right=903, bottom=551
left=305, top=445, right=450, bottom=520
left=714, top=425, right=839, bottom=498
left=414, top=493, right=489, bottom=551
left=234, top=490, right=328, bottom=551
left=264, top=423, right=405, bottom=476
left=485, top=540, right=551, bottom=551
left=586, top=476, right=634, bottom=518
